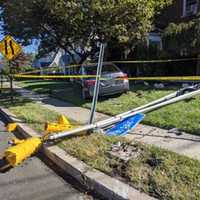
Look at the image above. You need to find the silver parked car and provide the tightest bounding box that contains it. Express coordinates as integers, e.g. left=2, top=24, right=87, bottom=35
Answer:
left=77, top=62, right=129, bottom=99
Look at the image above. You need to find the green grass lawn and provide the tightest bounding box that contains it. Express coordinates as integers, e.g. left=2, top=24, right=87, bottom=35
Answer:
left=18, top=80, right=200, bottom=135
left=1, top=89, right=200, bottom=200
left=0, top=90, right=61, bottom=132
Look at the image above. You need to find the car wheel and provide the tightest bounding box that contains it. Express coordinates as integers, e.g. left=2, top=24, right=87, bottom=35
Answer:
left=88, top=86, right=94, bottom=97
left=82, top=89, right=90, bottom=100
left=124, top=89, right=129, bottom=94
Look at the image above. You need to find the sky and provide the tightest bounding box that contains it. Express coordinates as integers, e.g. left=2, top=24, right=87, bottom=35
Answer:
left=0, top=33, right=39, bottom=54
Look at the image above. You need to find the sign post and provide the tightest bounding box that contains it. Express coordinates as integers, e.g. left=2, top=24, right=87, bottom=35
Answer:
left=0, top=69, right=2, bottom=93
left=9, top=61, right=14, bottom=102
left=0, top=35, right=22, bottom=101
left=89, top=43, right=105, bottom=124
left=0, top=61, right=3, bottom=93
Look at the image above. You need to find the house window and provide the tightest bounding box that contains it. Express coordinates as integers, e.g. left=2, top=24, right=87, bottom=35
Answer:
left=183, top=0, right=199, bottom=17
left=147, top=33, right=163, bottom=51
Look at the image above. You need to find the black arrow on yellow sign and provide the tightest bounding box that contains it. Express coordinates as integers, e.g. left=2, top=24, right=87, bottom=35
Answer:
left=0, top=35, right=22, bottom=61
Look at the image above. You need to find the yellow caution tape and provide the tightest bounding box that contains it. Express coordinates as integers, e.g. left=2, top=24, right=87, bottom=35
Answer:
left=125, top=76, right=200, bottom=81
left=15, top=57, right=200, bottom=76
left=13, top=74, right=200, bottom=81
left=13, top=74, right=97, bottom=79
left=12, top=57, right=200, bottom=81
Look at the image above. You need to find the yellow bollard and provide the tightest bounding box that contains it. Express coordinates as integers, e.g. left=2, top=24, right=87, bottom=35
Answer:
left=3, top=116, right=75, bottom=167
left=8, top=137, right=25, bottom=145
left=45, top=123, right=73, bottom=133
left=4, top=137, right=42, bottom=167
left=6, top=123, right=17, bottom=132
left=57, top=115, right=70, bottom=125
left=44, top=115, right=74, bottom=135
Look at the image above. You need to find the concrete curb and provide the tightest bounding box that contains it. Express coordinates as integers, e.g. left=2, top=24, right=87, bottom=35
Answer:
left=0, top=107, right=156, bottom=200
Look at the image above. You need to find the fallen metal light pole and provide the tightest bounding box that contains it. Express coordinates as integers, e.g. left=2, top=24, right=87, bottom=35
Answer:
left=95, top=91, right=178, bottom=127
left=48, top=84, right=200, bottom=140
left=99, top=85, right=199, bottom=124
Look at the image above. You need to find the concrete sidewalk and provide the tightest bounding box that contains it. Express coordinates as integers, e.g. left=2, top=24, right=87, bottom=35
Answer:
left=14, top=85, right=200, bottom=161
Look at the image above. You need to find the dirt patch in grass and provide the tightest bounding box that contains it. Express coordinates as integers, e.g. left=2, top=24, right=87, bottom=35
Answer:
left=61, top=134, right=200, bottom=200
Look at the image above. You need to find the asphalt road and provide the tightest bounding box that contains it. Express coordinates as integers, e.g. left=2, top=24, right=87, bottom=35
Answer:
left=0, top=116, right=92, bottom=200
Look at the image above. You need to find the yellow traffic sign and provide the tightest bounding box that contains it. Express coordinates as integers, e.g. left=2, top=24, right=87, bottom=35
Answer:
left=0, top=35, right=22, bottom=60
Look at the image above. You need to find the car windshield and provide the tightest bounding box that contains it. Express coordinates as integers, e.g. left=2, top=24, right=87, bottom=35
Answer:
left=84, top=64, right=120, bottom=75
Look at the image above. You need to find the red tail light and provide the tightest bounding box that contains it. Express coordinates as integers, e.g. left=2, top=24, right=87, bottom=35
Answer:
left=117, top=73, right=128, bottom=80
left=85, top=79, right=96, bottom=87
